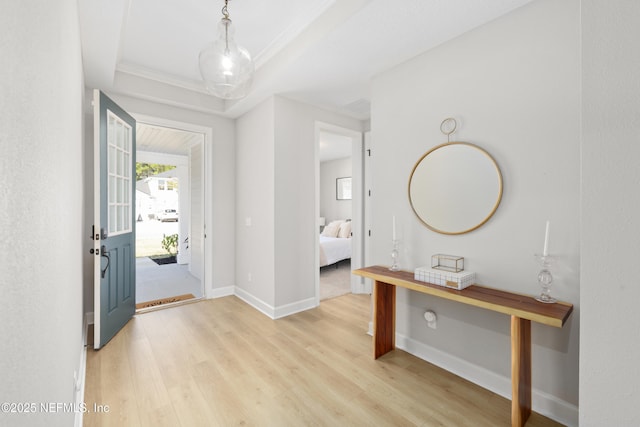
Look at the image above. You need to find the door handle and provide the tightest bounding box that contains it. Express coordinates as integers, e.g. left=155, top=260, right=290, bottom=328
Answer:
left=100, top=245, right=110, bottom=279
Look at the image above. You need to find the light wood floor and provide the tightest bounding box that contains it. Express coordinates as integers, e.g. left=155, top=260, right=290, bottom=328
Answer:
left=84, top=294, right=563, bottom=427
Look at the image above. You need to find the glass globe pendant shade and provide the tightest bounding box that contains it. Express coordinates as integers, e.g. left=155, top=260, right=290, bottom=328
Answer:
left=199, top=17, right=254, bottom=100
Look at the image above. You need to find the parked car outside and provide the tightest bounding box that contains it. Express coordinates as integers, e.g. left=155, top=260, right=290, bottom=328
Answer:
left=157, top=209, right=178, bottom=222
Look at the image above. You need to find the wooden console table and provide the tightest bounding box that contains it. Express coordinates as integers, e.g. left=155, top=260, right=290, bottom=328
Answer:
left=352, top=266, right=573, bottom=427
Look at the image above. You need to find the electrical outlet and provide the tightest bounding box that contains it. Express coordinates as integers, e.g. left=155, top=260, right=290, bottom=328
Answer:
left=424, top=310, right=437, bottom=329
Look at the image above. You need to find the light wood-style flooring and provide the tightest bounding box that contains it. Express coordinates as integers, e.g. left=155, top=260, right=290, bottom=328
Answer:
left=84, top=294, right=563, bottom=427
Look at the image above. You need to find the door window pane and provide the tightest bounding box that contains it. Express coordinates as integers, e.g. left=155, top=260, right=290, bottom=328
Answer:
left=109, top=176, right=116, bottom=204
left=117, top=150, right=123, bottom=176
left=123, top=153, right=130, bottom=178
left=124, top=127, right=130, bottom=151
left=124, top=206, right=130, bottom=230
left=106, top=110, right=133, bottom=236
left=109, top=206, right=116, bottom=233
left=108, top=146, right=115, bottom=174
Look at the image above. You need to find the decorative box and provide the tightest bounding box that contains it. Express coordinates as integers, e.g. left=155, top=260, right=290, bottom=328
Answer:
left=431, top=254, right=464, bottom=272
left=414, top=267, right=476, bottom=290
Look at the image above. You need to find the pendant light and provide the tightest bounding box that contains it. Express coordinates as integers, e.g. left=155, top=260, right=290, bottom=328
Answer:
left=199, top=0, right=254, bottom=99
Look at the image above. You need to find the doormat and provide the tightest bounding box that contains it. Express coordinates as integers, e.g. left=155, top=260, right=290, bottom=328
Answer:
left=149, top=255, right=177, bottom=265
left=136, top=293, right=195, bottom=310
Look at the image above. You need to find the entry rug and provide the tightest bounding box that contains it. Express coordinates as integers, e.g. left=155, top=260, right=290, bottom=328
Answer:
left=136, top=293, right=195, bottom=309
left=149, top=255, right=177, bottom=265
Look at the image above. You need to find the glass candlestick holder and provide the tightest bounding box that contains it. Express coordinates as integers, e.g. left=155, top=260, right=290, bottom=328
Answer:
left=535, top=254, right=556, bottom=303
left=389, top=240, right=400, bottom=271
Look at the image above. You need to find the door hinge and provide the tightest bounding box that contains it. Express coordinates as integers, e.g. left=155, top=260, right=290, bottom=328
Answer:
left=368, top=189, right=371, bottom=197
left=368, top=230, right=371, bottom=237
left=367, top=149, right=371, bottom=157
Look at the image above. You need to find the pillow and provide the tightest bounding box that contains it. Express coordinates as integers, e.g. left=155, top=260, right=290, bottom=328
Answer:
left=338, top=221, right=352, bottom=238
left=321, top=220, right=343, bottom=237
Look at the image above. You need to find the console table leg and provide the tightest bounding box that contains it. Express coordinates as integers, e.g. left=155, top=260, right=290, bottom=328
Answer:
left=373, top=280, right=395, bottom=359
left=511, top=316, right=532, bottom=427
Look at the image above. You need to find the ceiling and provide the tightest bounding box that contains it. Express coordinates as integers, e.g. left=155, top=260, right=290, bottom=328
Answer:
left=137, top=122, right=203, bottom=156
left=79, top=0, right=533, bottom=122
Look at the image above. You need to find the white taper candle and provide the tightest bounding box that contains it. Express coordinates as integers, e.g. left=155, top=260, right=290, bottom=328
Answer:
left=392, top=216, right=396, bottom=241
left=543, top=220, right=550, bottom=256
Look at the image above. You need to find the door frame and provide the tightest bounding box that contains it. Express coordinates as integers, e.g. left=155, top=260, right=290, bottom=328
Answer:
left=314, top=121, right=365, bottom=302
left=132, top=113, right=213, bottom=298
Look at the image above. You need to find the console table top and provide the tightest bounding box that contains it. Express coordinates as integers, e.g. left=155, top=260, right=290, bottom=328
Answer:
left=353, top=266, right=573, bottom=328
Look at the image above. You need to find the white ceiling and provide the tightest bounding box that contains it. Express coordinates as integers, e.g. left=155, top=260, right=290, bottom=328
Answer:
left=79, top=0, right=533, bottom=122
left=137, top=122, right=203, bottom=156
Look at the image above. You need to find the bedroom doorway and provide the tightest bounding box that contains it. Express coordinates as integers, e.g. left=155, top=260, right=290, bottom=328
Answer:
left=134, top=120, right=206, bottom=309
left=315, top=122, right=365, bottom=302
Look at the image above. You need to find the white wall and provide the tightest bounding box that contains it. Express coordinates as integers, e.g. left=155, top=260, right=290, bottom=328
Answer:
left=235, top=96, right=362, bottom=315
left=580, top=1, right=640, bottom=425
left=320, top=157, right=353, bottom=223
left=273, top=97, right=363, bottom=308
left=370, top=0, right=579, bottom=424
left=0, top=1, right=84, bottom=426
left=235, top=98, right=276, bottom=307
left=82, top=93, right=236, bottom=311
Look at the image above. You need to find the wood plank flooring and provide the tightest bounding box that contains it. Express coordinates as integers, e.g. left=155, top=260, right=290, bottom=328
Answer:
left=84, top=294, right=563, bottom=427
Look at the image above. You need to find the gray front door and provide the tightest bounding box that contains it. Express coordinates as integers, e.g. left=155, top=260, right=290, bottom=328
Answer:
left=93, top=90, right=136, bottom=349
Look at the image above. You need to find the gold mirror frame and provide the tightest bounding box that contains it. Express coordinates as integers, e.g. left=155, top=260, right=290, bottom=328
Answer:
left=408, top=141, right=503, bottom=235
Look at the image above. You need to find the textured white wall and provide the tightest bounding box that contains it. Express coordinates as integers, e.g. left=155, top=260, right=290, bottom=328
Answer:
left=371, top=0, right=579, bottom=424
left=320, top=157, right=353, bottom=223
left=580, top=1, right=640, bottom=425
left=0, top=1, right=84, bottom=426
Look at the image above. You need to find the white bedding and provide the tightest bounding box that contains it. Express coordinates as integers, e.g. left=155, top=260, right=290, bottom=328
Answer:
left=319, top=235, right=351, bottom=267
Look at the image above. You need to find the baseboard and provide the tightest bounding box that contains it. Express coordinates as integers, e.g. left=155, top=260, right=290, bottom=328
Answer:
left=208, top=285, right=234, bottom=299
left=234, top=287, right=276, bottom=318
left=233, top=287, right=318, bottom=320
left=395, top=333, right=578, bottom=427
left=273, top=297, right=318, bottom=319
left=74, top=313, right=91, bottom=427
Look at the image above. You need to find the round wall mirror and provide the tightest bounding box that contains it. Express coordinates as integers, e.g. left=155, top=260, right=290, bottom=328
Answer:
left=408, top=142, right=503, bottom=235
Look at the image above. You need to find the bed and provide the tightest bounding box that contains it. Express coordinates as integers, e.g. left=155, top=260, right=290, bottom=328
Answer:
left=319, top=220, right=352, bottom=267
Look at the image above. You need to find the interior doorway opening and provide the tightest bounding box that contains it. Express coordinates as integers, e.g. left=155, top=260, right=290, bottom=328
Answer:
left=315, top=123, right=365, bottom=303
left=134, top=122, right=205, bottom=309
